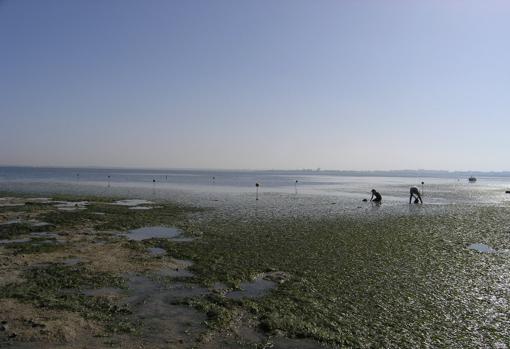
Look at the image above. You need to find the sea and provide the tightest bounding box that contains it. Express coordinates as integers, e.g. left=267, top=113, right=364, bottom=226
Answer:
left=1, top=166, right=509, bottom=217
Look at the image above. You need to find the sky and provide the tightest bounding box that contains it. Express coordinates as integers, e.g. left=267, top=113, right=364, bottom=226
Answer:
left=1, top=0, right=509, bottom=171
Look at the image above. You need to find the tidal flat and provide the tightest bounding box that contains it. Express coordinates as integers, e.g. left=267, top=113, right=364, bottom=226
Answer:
left=0, top=193, right=509, bottom=348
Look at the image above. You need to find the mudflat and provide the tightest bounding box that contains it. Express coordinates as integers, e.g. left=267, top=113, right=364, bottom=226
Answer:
left=0, top=193, right=509, bottom=348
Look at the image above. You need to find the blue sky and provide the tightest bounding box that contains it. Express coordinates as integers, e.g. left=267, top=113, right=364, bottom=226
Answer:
left=1, top=0, right=509, bottom=170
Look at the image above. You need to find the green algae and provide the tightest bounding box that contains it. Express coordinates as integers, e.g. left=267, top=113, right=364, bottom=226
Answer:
left=36, top=200, right=202, bottom=232
left=0, top=263, right=132, bottom=332
left=0, top=222, right=55, bottom=240
left=3, top=237, right=64, bottom=254
left=2, top=193, right=510, bottom=347
left=158, top=206, right=510, bottom=347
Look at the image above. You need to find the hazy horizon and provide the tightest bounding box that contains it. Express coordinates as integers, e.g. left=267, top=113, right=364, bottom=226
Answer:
left=2, top=164, right=510, bottom=175
left=1, top=0, right=509, bottom=171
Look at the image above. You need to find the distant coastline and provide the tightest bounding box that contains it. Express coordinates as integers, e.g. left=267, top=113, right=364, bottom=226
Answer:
left=1, top=165, right=510, bottom=178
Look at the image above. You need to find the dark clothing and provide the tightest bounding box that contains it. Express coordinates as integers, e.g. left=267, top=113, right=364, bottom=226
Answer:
left=371, top=191, right=382, bottom=202
left=410, top=186, right=420, bottom=195
left=409, top=186, right=423, bottom=204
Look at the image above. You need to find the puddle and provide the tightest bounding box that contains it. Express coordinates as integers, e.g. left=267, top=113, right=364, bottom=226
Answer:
left=147, top=247, right=166, bottom=256
left=63, top=258, right=82, bottom=266
left=171, top=258, right=194, bottom=268
left=124, top=226, right=185, bottom=241
left=124, top=274, right=208, bottom=304
left=0, top=219, right=52, bottom=227
left=63, top=271, right=209, bottom=346
left=0, top=238, right=31, bottom=244
left=0, top=197, right=25, bottom=207
left=25, top=197, right=53, bottom=203
left=129, top=206, right=153, bottom=210
left=165, top=282, right=209, bottom=299
left=468, top=243, right=496, bottom=253
left=157, top=268, right=194, bottom=278
left=113, top=199, right=153, bottom=207
left=54, top=201, right=88, bottom=211
left=30, top=221, right=52, bottom=227
left=0, top=198, right=25, bottom=207
left=124, top=274, right=159, bottom=300
left=156, top=258, right=194, bottom=278
left=226, top=277, right=277, bottom=299
left=122, top=274, right=207, bottom=346
left=0, top=203, right=24, bottom=207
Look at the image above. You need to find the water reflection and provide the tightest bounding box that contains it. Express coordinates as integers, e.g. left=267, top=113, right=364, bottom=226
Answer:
left=468, top=243, right=496, bottom=253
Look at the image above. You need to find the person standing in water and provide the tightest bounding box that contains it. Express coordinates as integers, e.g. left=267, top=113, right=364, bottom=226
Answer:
left=409, top=186, right=423, bottom=204
left=370, top=189, right=382, bottom=203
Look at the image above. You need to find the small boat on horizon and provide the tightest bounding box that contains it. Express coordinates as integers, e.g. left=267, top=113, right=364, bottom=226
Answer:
left=468, top=176, right=477, bottom=183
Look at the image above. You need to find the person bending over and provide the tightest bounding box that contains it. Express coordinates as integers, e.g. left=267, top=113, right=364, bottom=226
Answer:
left=409, top=186, right=423, bottom=204
left=370, top=189, right=382, bottom=203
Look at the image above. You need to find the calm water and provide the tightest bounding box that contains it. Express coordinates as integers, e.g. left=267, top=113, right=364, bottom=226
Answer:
left=1, top=166, right=510, bottom=217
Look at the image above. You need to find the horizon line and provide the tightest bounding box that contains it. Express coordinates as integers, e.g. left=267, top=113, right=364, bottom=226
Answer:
left=1, top=164, right=510, bottom=174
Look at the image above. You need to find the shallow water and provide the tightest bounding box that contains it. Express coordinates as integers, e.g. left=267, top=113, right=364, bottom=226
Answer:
left=158, top=258, right=195, bottom=278
left=124, top=274, right=208, bottom=302
left=25, top=197, right=52, bottom=203
left=147, top=247, right=166, bottom=256
left=226, top=277, right=277, bottom=299
left=30, top=221, right=52, bottom=227
left=2, top=167, right=510, bottom=220
left=113, top=199, right=153, bottom=207
left=121, top=274, right=207, bottom=346
left=468, top=243, right=496, bottom=253
left=171, top=258, right=194, bottom=268
left=62, top=258, right=82, bottom=265
left=0, top=203, right=24, bottom=207
left=157, top=268, right=194, bottom=278
left=129, top=206, right=153, bottom=210
left=54, top=201, right=88, bottom=211
left=124, top=226, right=183, bottom=241
left=0, top=219, right=51, bottom=227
